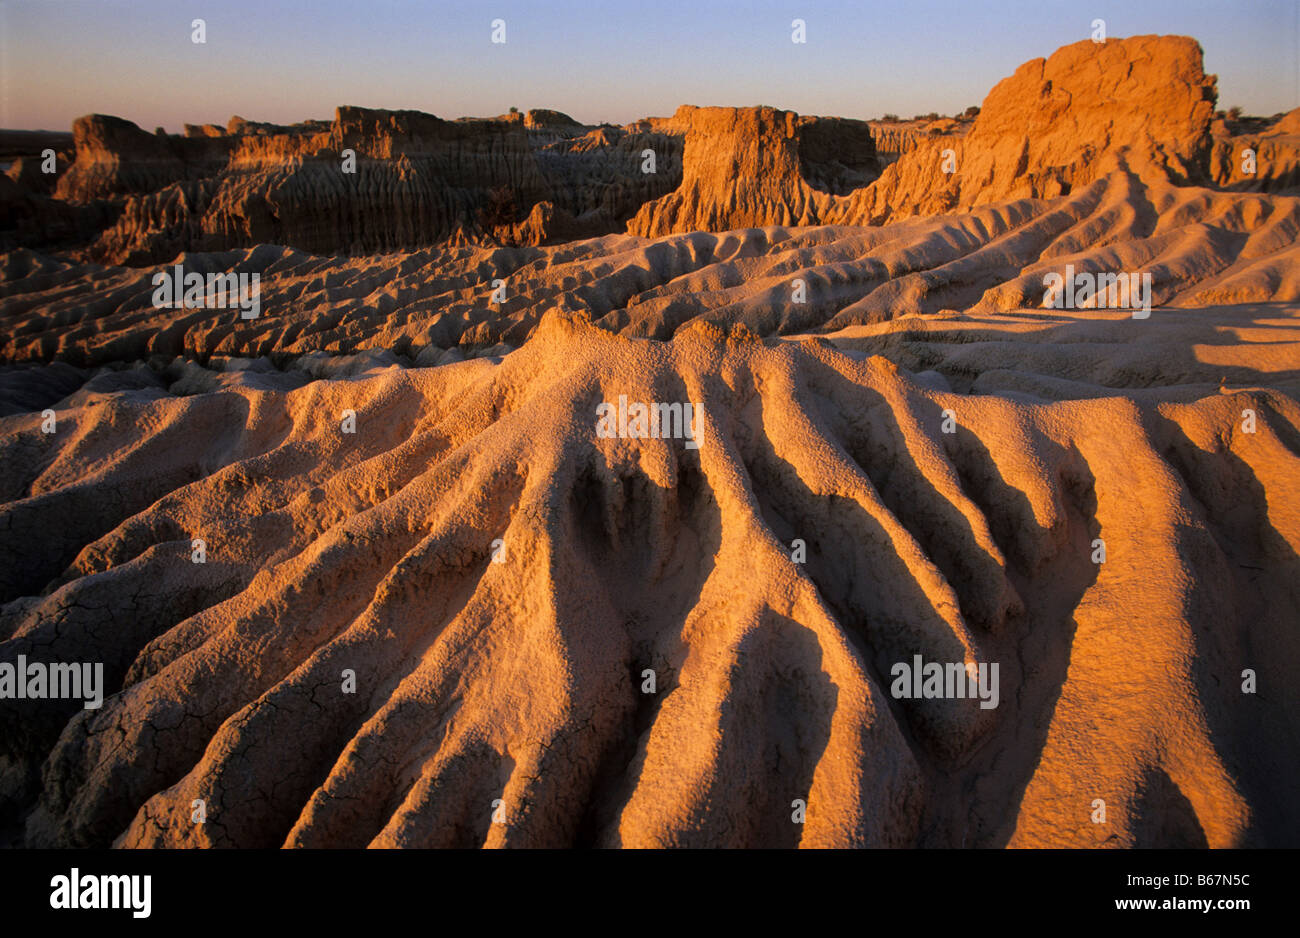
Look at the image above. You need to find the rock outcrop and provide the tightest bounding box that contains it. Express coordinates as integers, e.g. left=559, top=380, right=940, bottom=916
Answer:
left=826, top=36, right=1219, bottom=226
left=1210, top=107, right=1300, bottom=192
left=34, top=107, right=683, bottom=263
left=55, top=114, right=191, bottom=203
left=626, top=106, right=879, bottom=237
left=53, top=104, right=888, bottom=264
left=5, top=35, right=1260, bottom=262
left=626, top=36, right=1227, bottom=235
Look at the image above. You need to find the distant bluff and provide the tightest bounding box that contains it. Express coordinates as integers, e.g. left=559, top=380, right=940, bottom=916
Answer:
left=17, top=105, right=880, bottom=264
left=5, top=35, right=1297, bottom=263
left=632, top=35, right=1245, bottom=236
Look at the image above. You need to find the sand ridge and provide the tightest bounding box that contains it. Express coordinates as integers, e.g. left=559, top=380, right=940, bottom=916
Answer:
left=0, top=313, right=1296, bottom=846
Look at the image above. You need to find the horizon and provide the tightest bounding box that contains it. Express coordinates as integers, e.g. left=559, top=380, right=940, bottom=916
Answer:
left=1, top=0, right=1296, bottom=133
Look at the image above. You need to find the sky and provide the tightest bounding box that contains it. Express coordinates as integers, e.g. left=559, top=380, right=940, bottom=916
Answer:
left=1, top=0, right=1296, bottom=132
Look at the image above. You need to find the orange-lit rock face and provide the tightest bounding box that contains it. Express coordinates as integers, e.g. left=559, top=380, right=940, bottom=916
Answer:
left=625, top=105, right=876, bottom=236
left=826, top=35, right=1221, bottom=225
left=629, top=36, right=1241, bottom=235
left=1, top=33, right=1298, bottom=849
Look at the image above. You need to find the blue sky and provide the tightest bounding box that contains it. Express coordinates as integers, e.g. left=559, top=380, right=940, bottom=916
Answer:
left=1, top=0, right=1295, bottom=131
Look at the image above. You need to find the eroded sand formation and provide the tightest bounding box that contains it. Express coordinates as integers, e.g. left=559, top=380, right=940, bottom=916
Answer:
left=1, top=35, right=1298, bottom=848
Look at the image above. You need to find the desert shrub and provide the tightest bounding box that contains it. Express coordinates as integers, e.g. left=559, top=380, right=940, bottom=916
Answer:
left=478, top=185, right=518, bottom=230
